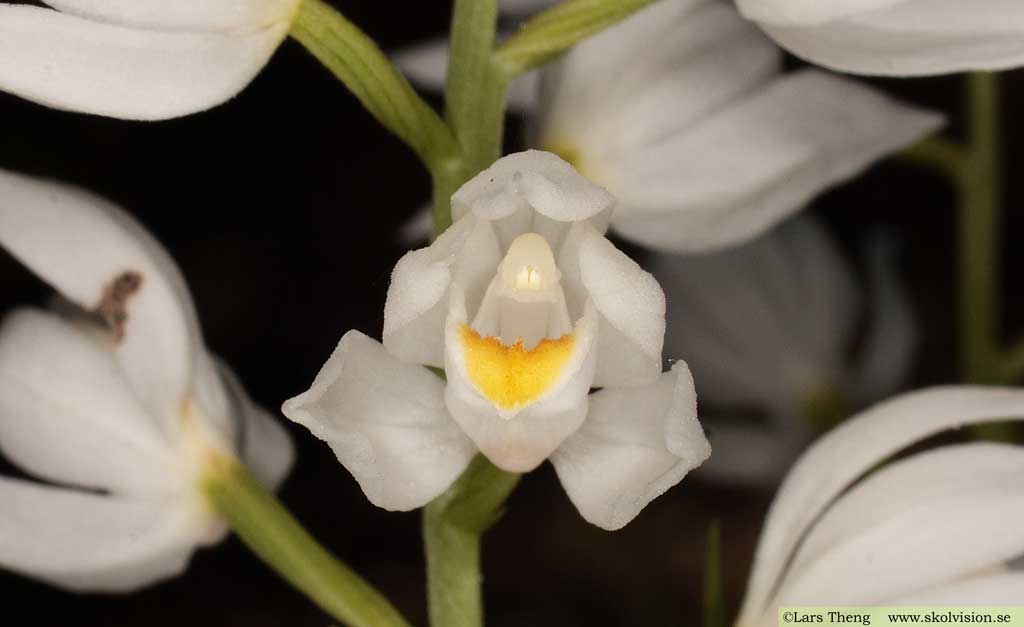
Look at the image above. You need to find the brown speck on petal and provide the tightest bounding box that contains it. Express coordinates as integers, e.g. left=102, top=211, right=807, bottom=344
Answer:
left=95, top=271, right=143, bottom=342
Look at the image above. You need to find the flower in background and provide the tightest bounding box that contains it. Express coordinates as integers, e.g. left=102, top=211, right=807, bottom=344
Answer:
left=0, top=168, right=293, bottom=591
left=649, top=217, right=915, bottom=485
left=736, top=0, right=1024, bottom=76
left=533, top=0, right=943, bottom=253
left=396, top=0, right=943, bottom=253
left=284, top=150, right=710, bottom=531
left=737, top=386, right=1024, bottom=621
left=0, top=0, right=301, bottom=120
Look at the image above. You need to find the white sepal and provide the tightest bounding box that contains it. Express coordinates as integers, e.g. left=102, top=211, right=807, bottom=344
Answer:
left=741, top=0, right=1024, bottom=76
left=551, top=363, right=709, bottom=530
left=283, top=331, right=476, bottom=510
left=0, top=1, right=297, bottom=120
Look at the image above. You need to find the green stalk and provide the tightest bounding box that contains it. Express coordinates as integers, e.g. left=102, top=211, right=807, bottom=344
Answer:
left=290, top=0, right=461, bottom=176
left=445, top=0, right=508, bottom=173
left=420, top=6, right=521, bottom=624
left=960, top=73, right=1012, bottom=440
left=493, top=0, right=659, bottom=77
left=429, top=0, right=507, bottom=234
left=961, top=72, right=1002, bottom=383
left=702, top=521, right=724, bottom=627
left=201, top=456, right=412, bottom=627
left=423, top=456, right=520, bottom=627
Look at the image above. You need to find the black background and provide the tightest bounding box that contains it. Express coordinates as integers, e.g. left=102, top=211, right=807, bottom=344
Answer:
left=0, top=1, right=1022, bottom=625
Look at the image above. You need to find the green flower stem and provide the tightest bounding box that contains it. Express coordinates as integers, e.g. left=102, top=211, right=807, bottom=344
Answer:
left=493, top=0, right=659, bottom=77
left=961, top=72, right=1002, bottom=383
left=702, top=521, right=724, bottom=627
left=290, top=0, right=461, bottom=177
left=421, top=5, right=521, bottom=624
left=200, top=455, right=412, bottom=627
left=960, top=73, right=1013, bottom=440
left=445, top=0, right=508, bottom=177
left=423, top=456, right=520, bottom=627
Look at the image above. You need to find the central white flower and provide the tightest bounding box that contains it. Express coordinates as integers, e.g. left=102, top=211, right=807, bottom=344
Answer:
left=284, top=150, right=711, bottom=530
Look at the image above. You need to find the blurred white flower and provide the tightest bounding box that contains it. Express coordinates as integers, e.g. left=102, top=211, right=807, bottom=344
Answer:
left=0, top=168, right=293, bottom=591
left=534, top=0, right=942, bottom=253
left=0, top=0, right=301, bottom=120
left=284, top=150, right=710, bottom=530
left=650, top=217, right=915, bottom=485
left=736, top=0, right=1024, bottom=76
left=397, top=0, right=943, bottom=253
left=737, top=387, right=1024, bottom=622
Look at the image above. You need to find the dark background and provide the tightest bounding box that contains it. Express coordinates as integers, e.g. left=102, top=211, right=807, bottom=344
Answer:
left=0, top=1, right=1022, bottom=625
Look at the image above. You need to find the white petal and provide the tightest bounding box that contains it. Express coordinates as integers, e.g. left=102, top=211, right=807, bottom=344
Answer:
left=0, top=477, right=218, bottom=592
left=736, top=0, right=902, bottom=26
left=611, top=70, right=943, bottom=253
left=776, top=443, right=1024, bottom=604
left=895, top=573, right=1024, bottom=605
left=451, top=150, right=615, bottom=226
left=42, top=0, right=299, bottom=31
left=383, top=214, right=481, bottom=368
left=444, top=291, right=598, bottom=472
left=754, top=0, right=1024, bottom=76
left=0, top=5, right=290, bottom=120
left=551, top=363, right=709, bottom=530
left=0, top=168, right=200, bottom=431
left=394, top=38, right=539, bottom=113
left=218, top=361, right=294, bottom=492
left=847, top=236, right=917, bottom=404
left=564, top=224, right=665, bottom=387
left=650, top=218, right=856, bottom=414
left=738, top=386, right=1024, bottom=623
left=0, top=308, right=175, bottom=495
left=282, top=331, right=475, bottom=511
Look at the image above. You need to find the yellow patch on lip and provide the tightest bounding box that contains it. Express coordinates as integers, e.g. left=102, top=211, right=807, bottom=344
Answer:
left=459, top=324, right=577, bottom=412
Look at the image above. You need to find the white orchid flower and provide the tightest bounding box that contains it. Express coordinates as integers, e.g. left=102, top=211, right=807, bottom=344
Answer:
left=396, top=0, right=943, bottom=253
left=533, top=0, right=943, bottom=253
left=650, top=217, right=915, bottom=485
left=737, top=386, right=1024, bottom=622
left=284, top=150, right=710, bottom=531
left=736, top=0, right=1024, bottom=76
left=0, top=0, right=301, bottom=120
left=0, top=168, right=293, bottom=592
